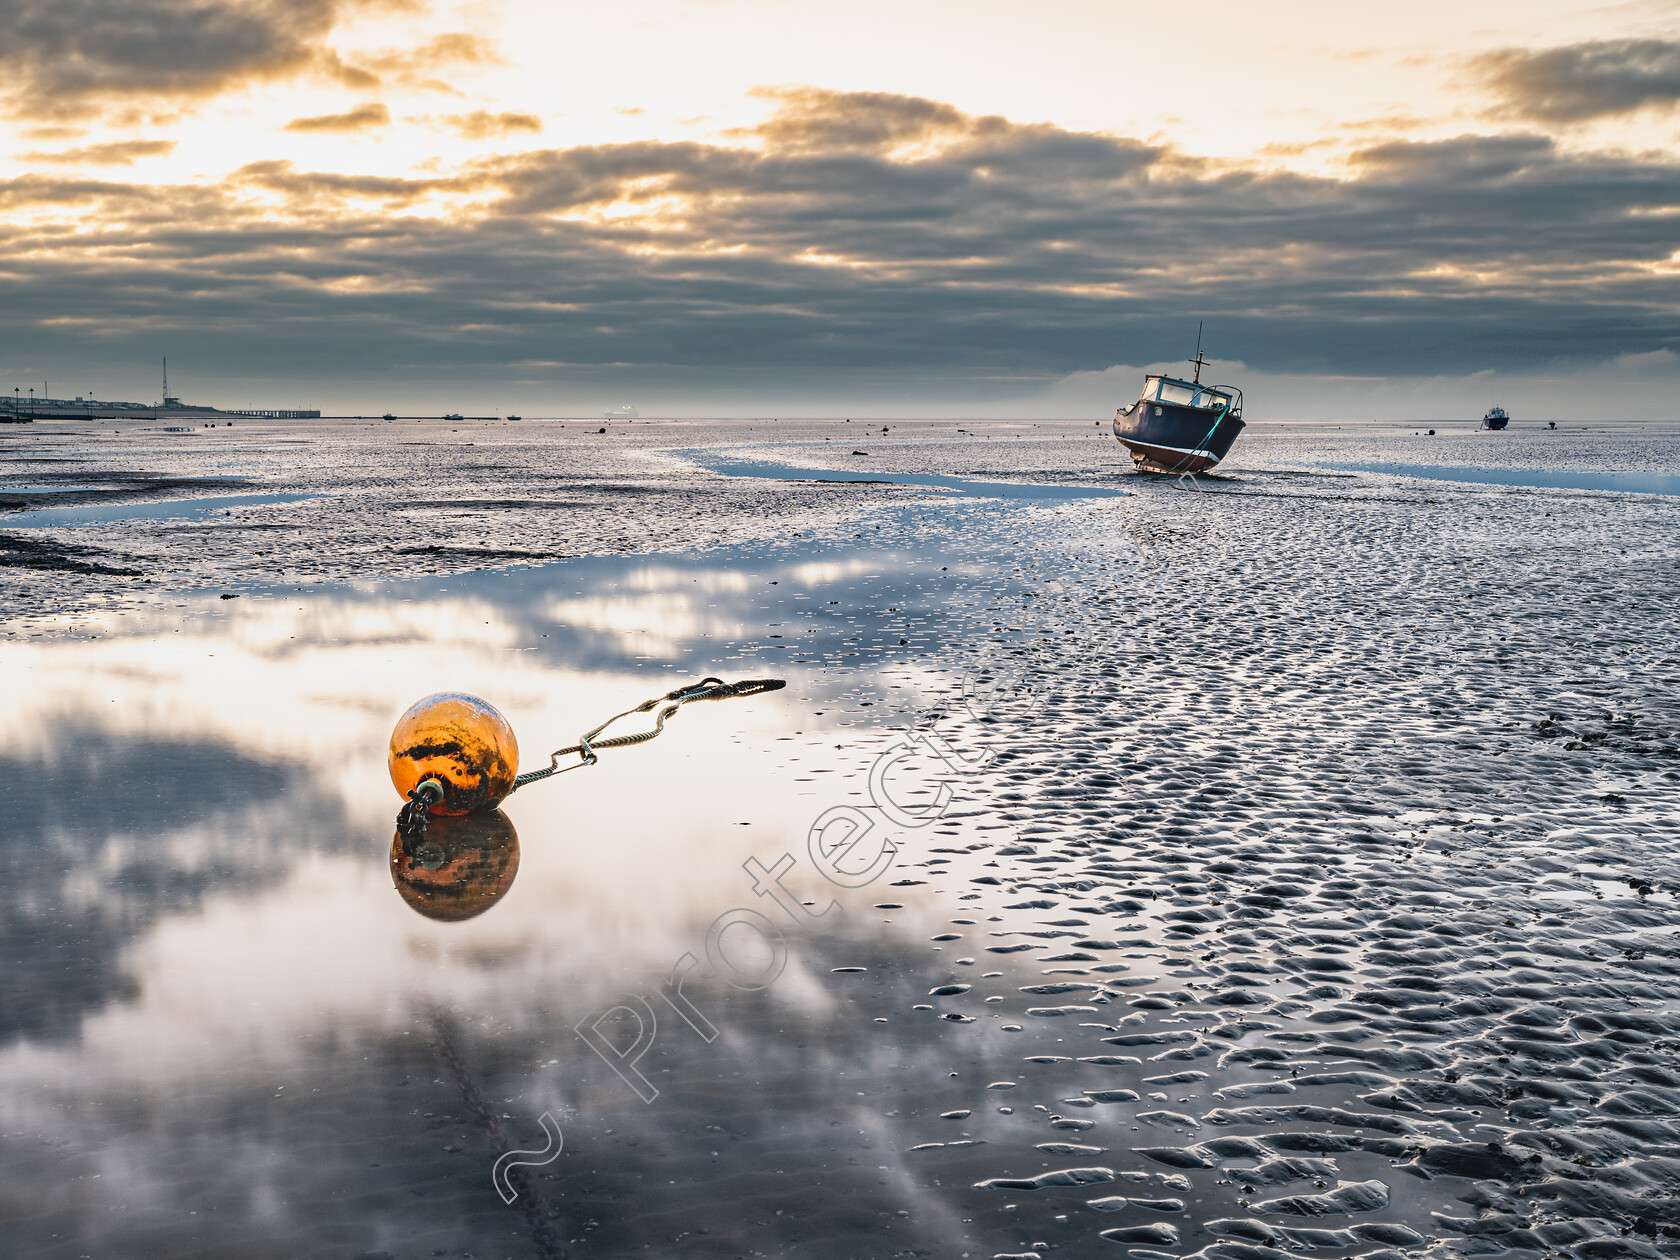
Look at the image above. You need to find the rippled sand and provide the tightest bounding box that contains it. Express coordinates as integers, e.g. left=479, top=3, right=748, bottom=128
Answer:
left=1, top=416, right=1677, bottom=1258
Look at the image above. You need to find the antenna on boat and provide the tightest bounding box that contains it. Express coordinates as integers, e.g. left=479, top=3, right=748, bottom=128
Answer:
left=1189, top=322, right=1207, bottom=384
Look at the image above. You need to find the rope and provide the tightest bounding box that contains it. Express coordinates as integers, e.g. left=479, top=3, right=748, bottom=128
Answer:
left=1162, top=399, right=1231, bottom=477
left=513, top=676, right=785, bottom=787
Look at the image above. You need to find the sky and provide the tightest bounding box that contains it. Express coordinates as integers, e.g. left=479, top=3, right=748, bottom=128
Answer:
left=1, top=0, right=1678, bottom=419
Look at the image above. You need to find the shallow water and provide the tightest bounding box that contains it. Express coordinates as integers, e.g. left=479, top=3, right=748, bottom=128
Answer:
left=2, top=490, right=317, bottom=528
left=3, top=426, right=1679, bottom=1260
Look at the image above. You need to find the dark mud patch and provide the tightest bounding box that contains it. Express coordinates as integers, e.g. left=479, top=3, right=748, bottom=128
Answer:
left=400, top=499, right=595, bottom=511
left=394, top=545, right=569, bottom=562
left=0, top=532, right=138, bottom=574
left=579, top=482, right=668, bottom=496
left=156, top=522, right=297, bottom=533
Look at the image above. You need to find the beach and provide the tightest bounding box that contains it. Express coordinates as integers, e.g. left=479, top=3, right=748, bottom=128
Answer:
left=1, top=416, right=1677, bottom=1258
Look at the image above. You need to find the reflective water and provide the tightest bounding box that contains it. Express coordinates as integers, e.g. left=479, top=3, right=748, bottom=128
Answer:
left=0, top=514, right=1075, bottom=1258
left=2, top=491, right=318, bottom=528
left=1324, top=461, right=1680, bottom=497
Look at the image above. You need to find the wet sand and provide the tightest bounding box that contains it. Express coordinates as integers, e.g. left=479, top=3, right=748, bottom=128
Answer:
left=1, top=416, right=1677, bottom=1259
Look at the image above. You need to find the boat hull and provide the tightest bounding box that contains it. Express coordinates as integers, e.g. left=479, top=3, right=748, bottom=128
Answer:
left=1482, top=418, right=1509, bottom=430
left=1113, top=400, right=1246, bottom=473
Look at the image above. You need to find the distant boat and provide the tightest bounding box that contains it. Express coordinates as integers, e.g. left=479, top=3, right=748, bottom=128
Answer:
left=1482, top=406, right=1510, bottom=430
left=506, top=414, right=522, bottom=421
left=443, top=413, right=464, bottom=421
left=1113, top=328, right=1245, bottom=473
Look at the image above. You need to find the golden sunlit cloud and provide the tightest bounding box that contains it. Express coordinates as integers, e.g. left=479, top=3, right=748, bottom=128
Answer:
left=738, top=86, right=972, bottom=155
left=284, top=102, right=392, bottom=133
left=332, top=31, right=502, bottom=93
left=16, top=139, right=178, bottom=165
left=436, top=109, right=543, bottom=139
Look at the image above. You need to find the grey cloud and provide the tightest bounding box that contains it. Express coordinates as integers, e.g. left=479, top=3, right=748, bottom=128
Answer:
left=231, top=157, right=464, bottom=204
left=0, top=171, right=157, bottom=207
left=2, top=88, right=1677, bottom=395
left=0, top=0, right=385, bottom=117
left=0, top=0, right=487, bottom=118
left=283, top=101, right=392, bottom=132
left=1471, top=38, right=1680, bottom=122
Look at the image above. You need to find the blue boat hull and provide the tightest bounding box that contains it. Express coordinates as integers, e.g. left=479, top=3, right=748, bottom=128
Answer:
left=1113, top=400, right=1246, bottom=473
left=1482, top=417, right=1509, bottom=430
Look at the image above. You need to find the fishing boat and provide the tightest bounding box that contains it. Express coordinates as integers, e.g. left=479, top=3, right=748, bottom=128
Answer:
left=1481, top=405, right=1510, bottom=430
left=1113, top=328, right=1245, bottom=473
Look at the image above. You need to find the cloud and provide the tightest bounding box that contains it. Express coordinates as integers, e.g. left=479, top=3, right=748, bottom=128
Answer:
left=363, top=31, right=497, bottom=72
left=2, top=87, right=1678, bottom=403
left=17, top=139, right=178, bottom=165
left=230, top=157, right=462, bottom=205
left=1471, top=39, right=1680, bottom=122
left=740, top=86, right=973, bottom=154
left=283, top=102, right=391, bottom=133
left=439, top=109, right=542, bottom=139
left=335, top=30, right=501, bottom=92
left=0, top=0, right=395, bottom=119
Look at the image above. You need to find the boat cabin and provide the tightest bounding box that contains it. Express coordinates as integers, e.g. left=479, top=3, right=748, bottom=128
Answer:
left=1140, top=374, right=1242, bottom=417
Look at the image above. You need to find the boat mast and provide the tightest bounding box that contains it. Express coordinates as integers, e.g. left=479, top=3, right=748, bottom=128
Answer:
left=1189, top=322, right=1207, bottom=384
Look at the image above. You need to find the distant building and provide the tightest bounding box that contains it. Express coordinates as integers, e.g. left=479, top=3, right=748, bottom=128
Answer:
left=0, top=394, right=319, bottom=421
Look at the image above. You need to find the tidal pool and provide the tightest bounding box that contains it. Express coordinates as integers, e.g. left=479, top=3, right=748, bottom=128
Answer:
left=1, top=490, right=318, bottom=528
left=0, top=520, right=1124, bottom=1258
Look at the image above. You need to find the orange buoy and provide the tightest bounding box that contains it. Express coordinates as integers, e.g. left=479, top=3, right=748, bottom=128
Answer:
left=388, top=692, right=519, bottom=816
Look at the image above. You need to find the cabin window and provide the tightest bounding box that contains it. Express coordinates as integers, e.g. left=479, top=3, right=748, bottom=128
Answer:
left=1202, top=392, right=1230, bottom=409
left=1158, top=382, right=1196, bottom=406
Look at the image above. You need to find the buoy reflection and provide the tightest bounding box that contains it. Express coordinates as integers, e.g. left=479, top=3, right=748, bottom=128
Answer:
left=389, top=808, right=520, bottom=922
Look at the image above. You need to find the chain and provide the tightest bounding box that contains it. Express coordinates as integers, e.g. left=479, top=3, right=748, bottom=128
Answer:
left=395, top=677, right=785, bottom=840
